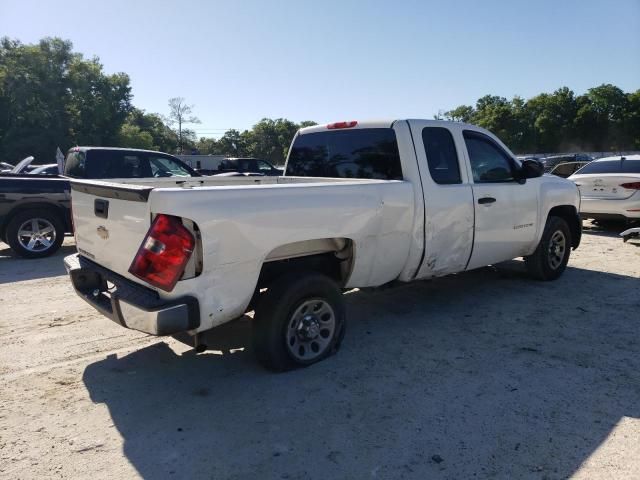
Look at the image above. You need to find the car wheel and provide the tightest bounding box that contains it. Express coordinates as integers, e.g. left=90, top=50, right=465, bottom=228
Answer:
left=525, top=216, right=572, bottom=281
left=252, top=271, right=346, bottom=371
left=5, top=210, right=65, bottom=259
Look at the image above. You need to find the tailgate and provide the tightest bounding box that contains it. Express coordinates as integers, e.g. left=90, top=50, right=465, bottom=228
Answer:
left=70, top=181, right=153, bottom=277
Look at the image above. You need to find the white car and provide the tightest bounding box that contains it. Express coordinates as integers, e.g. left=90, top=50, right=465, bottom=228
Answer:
left=569, top=155, right=640, bottom=222
left=65, top=120, right=581, bottom=370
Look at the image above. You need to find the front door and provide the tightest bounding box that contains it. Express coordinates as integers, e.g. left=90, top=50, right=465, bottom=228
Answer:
left=462, top=130, right=539, bottom=270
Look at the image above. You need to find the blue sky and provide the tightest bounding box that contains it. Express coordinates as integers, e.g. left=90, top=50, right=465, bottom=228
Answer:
left=1, top=0, right=639, bottom=137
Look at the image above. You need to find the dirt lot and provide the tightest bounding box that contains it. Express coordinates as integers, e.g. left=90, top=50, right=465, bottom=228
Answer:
left=0, top=224, right=639, bottom=480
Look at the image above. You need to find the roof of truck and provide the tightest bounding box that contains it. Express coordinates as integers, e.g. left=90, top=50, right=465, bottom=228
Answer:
left=298, top=119, right=478, bottom=135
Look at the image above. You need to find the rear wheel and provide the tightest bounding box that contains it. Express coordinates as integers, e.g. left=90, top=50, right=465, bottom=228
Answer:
left=252, top=271, right=346, bottom=371
left=525, top=216, right=571, bottom=281
left=5, top=210, right=64, bottom=258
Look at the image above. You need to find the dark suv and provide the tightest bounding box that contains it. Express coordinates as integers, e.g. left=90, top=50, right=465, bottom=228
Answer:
left=0, top=147, right=197, bottom=258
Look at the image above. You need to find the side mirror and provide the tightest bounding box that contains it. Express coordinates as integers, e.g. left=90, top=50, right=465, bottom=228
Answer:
left=520, top=159, right=544, bottom=179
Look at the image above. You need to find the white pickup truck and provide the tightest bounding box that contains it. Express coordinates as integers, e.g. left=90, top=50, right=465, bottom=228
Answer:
left=65, top=120, right=581, bottom=370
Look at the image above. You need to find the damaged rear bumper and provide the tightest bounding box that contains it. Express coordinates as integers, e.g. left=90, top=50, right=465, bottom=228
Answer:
left=64, top=253, right=199, bottom=335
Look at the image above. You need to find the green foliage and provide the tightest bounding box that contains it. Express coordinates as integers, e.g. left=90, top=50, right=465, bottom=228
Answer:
left=195, top=119, right=318, bottom=165
left=117, top=123, right=154, bottom=150
left=2, top=36, right=636, bottom=162
left=444, top=84, right=639, bottom=153
left=0, top=37, right=132, bottom=162
left=123, top=109, right=178, bottom=153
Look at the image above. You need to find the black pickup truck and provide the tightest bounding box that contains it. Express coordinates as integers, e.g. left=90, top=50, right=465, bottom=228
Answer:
left=0, top=147, right=198, bottom=258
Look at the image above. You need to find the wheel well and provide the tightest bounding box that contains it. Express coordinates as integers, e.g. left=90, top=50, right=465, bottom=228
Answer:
left=0, top=203, right=70, bottom=239
left=548, top=205, right=581, bottom=249
left=257, top=238, right=354, bottom=290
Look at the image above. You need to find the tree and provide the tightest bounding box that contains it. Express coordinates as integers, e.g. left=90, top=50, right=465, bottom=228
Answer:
left=574, top=84, right=629, bottom=151
left=440, top=85, right=639, bottom=153
left=124, top=108, right=177, bottom=152
left=0, top=37, right=132, bottom=163
left=625, top=89, right=640, bottom=150
left=167, top=97, right=200, bottom=153
left=117, top=123, right=154, bottom=149
left=444, top=105, right=475, bottom=123
left=526, top=87, right=578, bottom=152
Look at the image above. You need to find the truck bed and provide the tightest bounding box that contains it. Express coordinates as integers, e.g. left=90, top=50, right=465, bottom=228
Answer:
left=70, top=175, right=417, bottom=329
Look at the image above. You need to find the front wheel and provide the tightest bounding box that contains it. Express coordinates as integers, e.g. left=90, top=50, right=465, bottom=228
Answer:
left=525, top=216, right=572, bottom=281
left=252, top=271, right=346, bottom=371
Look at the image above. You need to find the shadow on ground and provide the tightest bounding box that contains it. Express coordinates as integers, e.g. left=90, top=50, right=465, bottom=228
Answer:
left=581, top=219, right=635, bottom=239
left=83, top=261, right=640, bottom=479
left=0, top=241, right=75, bottom=284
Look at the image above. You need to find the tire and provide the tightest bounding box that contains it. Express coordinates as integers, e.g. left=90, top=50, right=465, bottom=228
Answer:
left=5, top=209, right=65, bottom=259
left=524, top=216, right=572, bottom=281
left=252, top=271, right=346, bottom=371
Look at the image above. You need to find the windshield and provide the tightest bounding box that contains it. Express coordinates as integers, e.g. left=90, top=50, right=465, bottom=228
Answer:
left=286, top=128, right=403, bottom=179
left=575, top=159, right=640, bottom=175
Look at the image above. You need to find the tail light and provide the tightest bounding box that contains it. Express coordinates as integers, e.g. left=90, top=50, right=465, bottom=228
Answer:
left=327, top=121, right=357, bottom=129
left=620, top=182, right=640, bottom=190
left=128, top=214, right=195, bottom=292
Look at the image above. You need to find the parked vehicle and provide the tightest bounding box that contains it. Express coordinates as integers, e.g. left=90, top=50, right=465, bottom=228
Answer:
left=549, top=161, right=591, bottom=178
left=176, top=154, right=227, bottom=172
left=569, top=155, right=640, bottom=223
left=540, top=154, right=593, bottom=173
left=215, top=158, right=283, bottom=176
left=176, top=155, right=283, bottom=176
left=64, top=120, right=582, bottom=371
left=0, top=147, right=199, bottom=258
left=0, top=175, right=71, bottom=257
left=28, top=164, right=60, bottom=175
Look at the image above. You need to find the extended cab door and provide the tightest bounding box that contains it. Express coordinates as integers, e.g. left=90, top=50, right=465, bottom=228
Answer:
left=409, top=121, right=474, bottom=279
left=461, top=129, right=539, bottom=270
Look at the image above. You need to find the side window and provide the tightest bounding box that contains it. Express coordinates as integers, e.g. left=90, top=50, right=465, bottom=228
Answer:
left=85, top=151, right=148, bottom=178
left=257, top=160, right=272, bottom=172
left=121, top=155, right=146, bottom=178
left=463, top=131, right=515, bottom=183
left=148, top=155, right=192, bottom=177
left=422, top=127, right=461, bottom=184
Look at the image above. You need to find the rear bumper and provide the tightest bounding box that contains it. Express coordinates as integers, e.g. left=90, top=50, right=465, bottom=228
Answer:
left=64, top=253, right=199, bottom=335
left=580, top=195, right=640, bottom=219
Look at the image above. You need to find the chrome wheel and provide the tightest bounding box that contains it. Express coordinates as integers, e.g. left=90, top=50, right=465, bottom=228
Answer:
left=547, top=230, right=566, bottom=270
left=17, top=218, right=56, bottom=253
left=285, top=298, right=336, bottom=362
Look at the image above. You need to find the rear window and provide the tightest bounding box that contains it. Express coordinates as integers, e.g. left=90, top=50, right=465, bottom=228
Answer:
left=576, top=159, right=640, bottom=175
left=286, top=128, right=403, bottom=180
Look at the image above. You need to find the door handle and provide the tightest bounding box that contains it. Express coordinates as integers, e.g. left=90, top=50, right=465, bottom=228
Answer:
left=478, top=197, right=496, bottom=205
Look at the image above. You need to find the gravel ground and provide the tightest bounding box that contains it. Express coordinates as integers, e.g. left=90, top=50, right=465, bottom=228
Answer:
left=0, top=223, right=639, bottom=480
